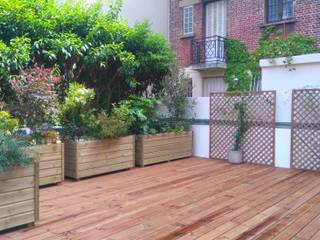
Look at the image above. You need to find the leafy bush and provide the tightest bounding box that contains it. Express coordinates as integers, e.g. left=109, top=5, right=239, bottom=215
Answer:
left=0, top=111, right=20, bottom=136
left=161, top=63, right=194, bottom=132
left=59, top=82, right=97, bottom=140
left=0, top=0, right=174, bottom=112
left=112, top=96, right=160, bottom=135
left=95, top=112, right=130, bottom=139
left=10, top=65, right=61, bottom=132
left=0, top=132, right=34, bottom=172
left=0, top=37, right=31, bottom=102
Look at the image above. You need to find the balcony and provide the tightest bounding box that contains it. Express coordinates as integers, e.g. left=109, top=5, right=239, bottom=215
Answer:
left=190, top=36, right=227, bottom=70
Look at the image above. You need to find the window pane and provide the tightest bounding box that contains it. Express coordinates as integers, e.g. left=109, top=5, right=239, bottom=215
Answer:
left=183, top=6, right=193, bottom=35
left=268, top=0, right=279, bottom=22
left=282, top=0, right=293, bottom=19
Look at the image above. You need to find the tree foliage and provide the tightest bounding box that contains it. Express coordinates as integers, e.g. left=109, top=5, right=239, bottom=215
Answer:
left=0, top=0, right=174, bottom=111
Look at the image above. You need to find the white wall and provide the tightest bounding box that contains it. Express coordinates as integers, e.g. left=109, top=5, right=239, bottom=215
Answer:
left=190, top=53, right=320, bottom=168
left=188, top=97, right=210, bottom=158
left=261, top=54, right=320, bottom=123
left=260, top=53, right=320, bottom=168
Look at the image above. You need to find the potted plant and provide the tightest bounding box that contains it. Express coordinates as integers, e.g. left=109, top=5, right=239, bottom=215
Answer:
left=61, top=83, right=134, bottom=180
left=117, top=63, right=194, bottom=167
left=228, top=101, right=249, bottom=164
left=11, top=66, right=64, bottom=186
left=0, top=116, right=39, bottom=231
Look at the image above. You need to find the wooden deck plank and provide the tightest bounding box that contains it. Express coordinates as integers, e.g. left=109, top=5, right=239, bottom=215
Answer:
left=1, top=158, right=320, bottom=240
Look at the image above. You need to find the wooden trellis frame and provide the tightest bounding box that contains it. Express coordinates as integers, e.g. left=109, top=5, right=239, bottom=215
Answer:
left=291, top=89, right=320, bottom=171
left=209, top=91, right=276, bottom=166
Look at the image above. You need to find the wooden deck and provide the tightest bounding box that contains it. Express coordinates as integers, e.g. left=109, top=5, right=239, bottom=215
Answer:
left=2, top=157, right=320, bottom=240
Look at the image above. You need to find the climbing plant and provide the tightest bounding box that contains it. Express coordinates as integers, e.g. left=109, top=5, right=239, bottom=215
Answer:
left=225, top=27, right=319, bottom=92
left=224, top=39, right=258, bottom=92
left=254, top=26, right=319, bottom=67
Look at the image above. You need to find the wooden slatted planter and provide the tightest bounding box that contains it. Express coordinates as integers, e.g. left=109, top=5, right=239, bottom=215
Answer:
left=135, top=131, right=193, bottom=167
left=64, top=136, right=135, bottom=180
left=29, top=144, right=64, bottom=187
left=0, top=163, right=39, bottom=232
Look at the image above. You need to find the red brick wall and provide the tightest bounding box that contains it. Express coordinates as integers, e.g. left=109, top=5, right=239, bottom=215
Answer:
left=294, top=0, right=320, bottom=45
left=227, top=0, right=320, bottom=51
left=227, top=0, right=265, bottom=51
left=170, top=0, right=320, bottom=66
left=169, top=0, right=204, bottom=66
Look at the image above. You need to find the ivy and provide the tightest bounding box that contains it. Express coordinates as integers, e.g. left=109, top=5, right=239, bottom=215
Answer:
left=224, top=39, right=258, bottom=92
left=225, top=27, right=319, bottom=92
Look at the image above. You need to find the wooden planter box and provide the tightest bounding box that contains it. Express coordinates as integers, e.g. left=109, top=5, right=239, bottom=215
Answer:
left=135, top=131, right=193, bottom=167
left=29, top=144, right=64, bottom=187
left=64, top=136, right=135, bottom=180
left=0, top=163, right=39, bottom=232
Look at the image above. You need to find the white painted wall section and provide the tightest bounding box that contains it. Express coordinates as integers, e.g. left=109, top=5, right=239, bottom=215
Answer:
left=260, top=53, right=320, bottom=168
left=261, top=53, right=320, bottom=123
left=192, top=125, right=209, bottom=158
left=275, top=129, right=291, bottom=169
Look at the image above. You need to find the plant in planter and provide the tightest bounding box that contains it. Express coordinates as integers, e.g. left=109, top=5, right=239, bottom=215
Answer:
left=0, top=131, right=39, bottom=231
left=112, top=96, right=160, bottom=135
left=0, top=111, right=20, bottom=137
left=125, top=64, right=195, bottom=167
left=61, top=83, right=135, bottom=180
left=228, top=101, right=250, bottom=164
left=11, top=65, right=64, bottom=186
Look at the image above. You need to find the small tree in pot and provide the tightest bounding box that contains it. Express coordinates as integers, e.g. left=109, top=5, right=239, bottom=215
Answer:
left=229, top=100, right=250, bottom=164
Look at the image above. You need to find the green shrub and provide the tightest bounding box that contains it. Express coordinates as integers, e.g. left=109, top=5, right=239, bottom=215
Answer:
left=59, top=82, right=97, bottom=140
left=10, top=65, right=60, bottom=133
left=0, top=132, right=34, bottom=172
left=0, top=37, right=31, bottom=102
left=0, top=0, right=174, bottom=112
left=96, top=112, right=130, bottom=139
left=112, top=96, right=160, bottom=135
left=161, top=62, right=194, bottom=132
left=0, top=111, right=20, bottom=136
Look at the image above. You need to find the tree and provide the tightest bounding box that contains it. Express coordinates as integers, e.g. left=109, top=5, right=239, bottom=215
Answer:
left=0, top=0, right=174, bottom=112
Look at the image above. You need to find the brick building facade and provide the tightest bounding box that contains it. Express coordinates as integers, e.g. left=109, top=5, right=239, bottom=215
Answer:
left=170, top=0, right=320, bottom=66
left=170, top=0, right=320, bottom=96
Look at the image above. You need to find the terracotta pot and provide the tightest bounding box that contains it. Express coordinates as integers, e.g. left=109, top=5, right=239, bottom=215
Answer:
left=228, top=150, right=243, bottom=164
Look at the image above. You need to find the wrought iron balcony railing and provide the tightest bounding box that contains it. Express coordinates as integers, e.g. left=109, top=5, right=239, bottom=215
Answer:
left=191, top=36, right=226, bottom=65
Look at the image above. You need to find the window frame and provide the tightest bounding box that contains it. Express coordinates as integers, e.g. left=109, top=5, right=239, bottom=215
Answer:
left=183, top=5, right=194, bottom=36
left=266, top=0, right=294, bottom=24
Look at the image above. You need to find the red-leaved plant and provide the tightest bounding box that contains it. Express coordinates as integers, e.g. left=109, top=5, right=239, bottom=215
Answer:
left=11, top=65, right=61, bottom=132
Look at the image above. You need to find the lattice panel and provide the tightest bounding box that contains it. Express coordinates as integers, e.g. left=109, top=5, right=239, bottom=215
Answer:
left=210, top=91, right=276, bottom=165
left=291, top=89, right=320, bottom=171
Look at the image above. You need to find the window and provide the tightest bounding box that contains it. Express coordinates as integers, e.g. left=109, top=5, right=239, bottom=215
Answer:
left=267, top=0, right=294, bottom=23
left=183, top=6, right=193, bottom=35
